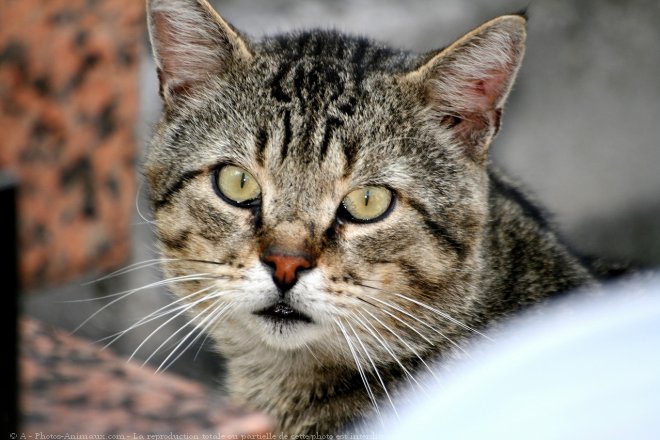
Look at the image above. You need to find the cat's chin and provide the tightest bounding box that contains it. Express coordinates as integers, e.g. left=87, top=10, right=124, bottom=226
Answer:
left=254, top=322, right=323, bottom=351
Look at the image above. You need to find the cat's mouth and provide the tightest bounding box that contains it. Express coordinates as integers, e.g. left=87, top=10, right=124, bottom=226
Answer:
left=255, top=301, right=313, bottom=324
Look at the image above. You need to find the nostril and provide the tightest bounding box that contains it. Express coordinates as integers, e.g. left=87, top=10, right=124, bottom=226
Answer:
left=294, top=264, right=310, bottom=276
left=261, top=249, right=314, bottom=292
left=262, top=257, right=276, bottom=270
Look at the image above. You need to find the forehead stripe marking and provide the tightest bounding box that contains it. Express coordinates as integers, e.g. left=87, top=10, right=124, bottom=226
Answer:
left=319, top=117, right=343, bottom=162
left=255, top=127, right=268, bottom=166
left=280, top=109, right=292, bottom=161
left=270, top=62, right=293, bottom=103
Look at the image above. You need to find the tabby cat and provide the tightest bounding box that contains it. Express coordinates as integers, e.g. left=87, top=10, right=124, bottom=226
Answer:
left=145, top=0, right=595, bottom=434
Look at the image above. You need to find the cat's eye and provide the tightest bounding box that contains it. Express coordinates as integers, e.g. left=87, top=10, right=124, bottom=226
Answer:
left=213, top=165, right=261, bottom=207
left=340, top=186, right=393, bottom=223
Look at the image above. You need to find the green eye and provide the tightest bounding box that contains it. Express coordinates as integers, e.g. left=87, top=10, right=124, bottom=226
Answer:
left=214, top=165, right=261, bottom=206
left=341, top=186, right=393, bottom=222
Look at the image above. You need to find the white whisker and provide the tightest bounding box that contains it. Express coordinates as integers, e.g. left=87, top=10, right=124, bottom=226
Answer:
left=82, top=258, right=177, bottom=285
left=162, top=303, right=234, bottom=372
left=363, top=294, right=469, bottom=356
left=302, top=341, right=321, bottom=363
left=135, top=180, right=157, bottom=226
left=72, top=273, right=215, bottom=332
left=156, top=301, right=232, bottom=373
left=393, top=292, right=492, bottom=341
left=365, top=301, right=435, bottom=347
left=100, top=285, right=215, bottom=348
left=141, top=290, right=232, bottom=367
left=351, top=311, right=427, bottom=395
left=345, top=318, right=399, bottom=419
left=193, top=317, right=222, bottom=361
left=359, top=308, right=440, bottom=384
left=128, top=286, right=219, bottom=362
left=359, top=282, right=491, bottom=341
left=334, top=318, right=382, bottom=423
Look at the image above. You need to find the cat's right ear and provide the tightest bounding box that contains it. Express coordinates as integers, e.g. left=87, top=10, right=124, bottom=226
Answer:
left=147, top=0, right=253, bottom=107
left=403, top=14, right=526, bottom=163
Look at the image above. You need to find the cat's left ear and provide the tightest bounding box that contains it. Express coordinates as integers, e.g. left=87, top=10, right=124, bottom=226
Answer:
left=404, top=14, right=526, bottom=163
left=147, top=0, right=253, bottom=107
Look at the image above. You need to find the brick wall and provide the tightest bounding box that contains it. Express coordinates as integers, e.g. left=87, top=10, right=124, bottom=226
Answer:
left=0, top=0, right=143, bottom=289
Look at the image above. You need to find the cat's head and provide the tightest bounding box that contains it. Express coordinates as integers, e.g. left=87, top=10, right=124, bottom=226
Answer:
left=145, top=0, right=525, bottom=359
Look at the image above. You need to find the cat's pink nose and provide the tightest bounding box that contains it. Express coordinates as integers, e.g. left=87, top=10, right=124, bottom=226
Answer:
left=262, top=250, right=313, bottom=292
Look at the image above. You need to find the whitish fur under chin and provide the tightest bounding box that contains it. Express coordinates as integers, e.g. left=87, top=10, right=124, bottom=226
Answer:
left=228, top=317, right=334, bottom=351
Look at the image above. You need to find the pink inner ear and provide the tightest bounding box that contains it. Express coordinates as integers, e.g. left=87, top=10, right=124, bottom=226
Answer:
left=428, top=65, right=513, bottom=120
left=152, top=13, right=185, bottom=87
left=464, top=70, right=509, bottom=113
left=427, top=65, right=510, bottom=161
left=150, top=10, right=228, bottom=101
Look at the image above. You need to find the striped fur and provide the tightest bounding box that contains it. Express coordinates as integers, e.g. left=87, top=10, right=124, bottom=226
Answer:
left=145, top=1, right=594, bottom=434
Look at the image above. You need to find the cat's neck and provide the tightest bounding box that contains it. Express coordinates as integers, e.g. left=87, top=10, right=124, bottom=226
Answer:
left=478, top=169, right=596, bottom=320
left=225, top=348, right=377, bottom=434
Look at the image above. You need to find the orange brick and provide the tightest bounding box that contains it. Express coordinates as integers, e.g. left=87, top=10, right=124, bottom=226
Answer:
left=0, top=0, right=144, bottom=289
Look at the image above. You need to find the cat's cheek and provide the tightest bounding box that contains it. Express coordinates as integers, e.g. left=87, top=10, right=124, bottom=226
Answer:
left=290, top=270, right=338, bottom=321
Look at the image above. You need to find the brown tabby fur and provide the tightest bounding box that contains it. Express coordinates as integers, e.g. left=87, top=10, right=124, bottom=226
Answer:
left=145, top=0, right=595, bottom=434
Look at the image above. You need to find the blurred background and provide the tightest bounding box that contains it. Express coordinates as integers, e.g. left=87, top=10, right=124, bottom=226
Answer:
left=2, top=0, right=659, bottom=418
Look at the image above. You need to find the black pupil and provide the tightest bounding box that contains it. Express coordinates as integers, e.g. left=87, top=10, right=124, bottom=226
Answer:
left=364, top=189, right=370, bottom=207
left=240, top=173, right=247, bottom=189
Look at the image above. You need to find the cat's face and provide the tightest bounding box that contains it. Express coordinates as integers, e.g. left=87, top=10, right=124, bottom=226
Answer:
left=146, top=0, right=525, bottom=361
